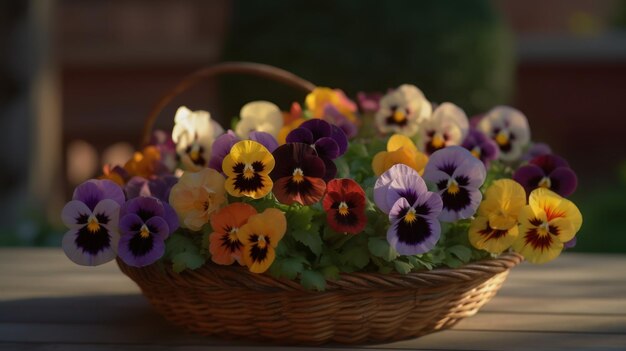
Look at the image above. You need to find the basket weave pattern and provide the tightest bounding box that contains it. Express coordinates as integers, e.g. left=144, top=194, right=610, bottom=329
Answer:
left=118, top=252, right=522, bottom=344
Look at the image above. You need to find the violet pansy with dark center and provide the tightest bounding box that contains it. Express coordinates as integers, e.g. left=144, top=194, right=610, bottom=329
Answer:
left=461, top=128, right=499, bottom=167
left=423, top=146, right=486, bottom=222
left=61, top=179, right=125, bottom=266
left=374, top=164, right=443, bottom=255
left=118, top=196, right=179, bottom=267
left=513, top=154, right=578, bottom=197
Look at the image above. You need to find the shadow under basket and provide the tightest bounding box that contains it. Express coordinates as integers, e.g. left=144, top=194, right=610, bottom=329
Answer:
left=117, top=252, right=523, bottom=345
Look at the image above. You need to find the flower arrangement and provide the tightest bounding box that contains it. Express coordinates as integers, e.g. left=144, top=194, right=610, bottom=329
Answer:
left=61, top=83, right=582, bottom=291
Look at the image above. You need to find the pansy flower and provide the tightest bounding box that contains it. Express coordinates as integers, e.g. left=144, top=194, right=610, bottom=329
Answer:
left=513, top=154, right=578, bottom=197
left=208, top=203, right=257, bottom=265
left=223, top=140, right=275, bottom=199
left=521, top=142, right=552, bottom=162
left=123, top=146, right=169, bottom=179
left=286, top=119, right=347, bottom=181
left=235, top=101, right=283, bottom=139
left=477, top=106, right=530, bottom=162
left=125, top=175, right=178, bottom=203
left=278, top=102, right=306, bottom=145
left=305, top=87, right=357, bottom=120
left=169, top=168, right=226, bottom=231
left=61, top=179, right=125, bottom=266
left=513, top=188, right=582, bottom=264
left=270, top=143, right=326, bottom=205
left=374, top=164, right=443, bottom=255
left=423, top=146, right=486, bottom=222
left=372, top=134, right=429, bottom=176
left=322, top=179, right=367, bottom=234
left=469, top=179, right=526, bottom=254
left=208, top=130, right=278, bottom=173
left=237, top=208, right=287, bottom=273
left=375, top=84, right=432, bottom=137
left=417, top=103, right=469, bottom=155
left=357, top=91, right=383, bottom=114
left=461, top=128, right=499, bottom=167
left=172, top=106, right=224, bottom=171
left=101, top=165, right=129, bottom=186
left=118, top=196, right=179, bottom=267
left=148, top=129, right=177, bottom=172
left=322, top=104, right=358, bottom=139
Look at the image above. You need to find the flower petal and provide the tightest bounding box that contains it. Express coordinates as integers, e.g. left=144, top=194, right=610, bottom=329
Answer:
left=61, top=200, right=92, bottom=229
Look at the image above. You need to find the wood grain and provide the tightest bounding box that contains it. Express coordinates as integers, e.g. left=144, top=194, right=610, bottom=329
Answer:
left=1, top=248, right=625, bottom=350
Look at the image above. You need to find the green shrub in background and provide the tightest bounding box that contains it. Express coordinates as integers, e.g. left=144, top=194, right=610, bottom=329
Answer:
left=220, top=0, right=514, bottom=117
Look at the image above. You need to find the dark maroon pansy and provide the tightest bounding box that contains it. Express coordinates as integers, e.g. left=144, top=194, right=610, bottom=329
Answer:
left=269, top=143, right=326, bottom=206
left=513, top=154, right=578, bottom=197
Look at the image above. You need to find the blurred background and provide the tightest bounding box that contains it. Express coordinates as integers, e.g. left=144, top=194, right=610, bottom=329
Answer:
left=0, top=0, right=624, bottom=252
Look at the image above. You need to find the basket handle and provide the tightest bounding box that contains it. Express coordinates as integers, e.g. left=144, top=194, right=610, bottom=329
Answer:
left=141, top=61, right=317, bottom=145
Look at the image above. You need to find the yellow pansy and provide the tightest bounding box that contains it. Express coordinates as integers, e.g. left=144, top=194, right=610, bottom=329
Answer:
left=222, top=140, right=275, bottom=199
left=372, top=134, right=429, bottom=176
left=512, top=188, right=582, bottom=264
left=237, top=208, right=287, bottom=273
left=305, top=87, right=357, bottom=122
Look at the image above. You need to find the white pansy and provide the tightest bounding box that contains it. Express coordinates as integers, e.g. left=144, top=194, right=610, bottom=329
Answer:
left=417, top=102, right=469, bottom=154
left=375, top=84, right=432, bottom=137
left=235, top=101, right=283, bottom=139
left=172, top=106, right=224, bottom=171
left=477, top=106, right=530, bottom=162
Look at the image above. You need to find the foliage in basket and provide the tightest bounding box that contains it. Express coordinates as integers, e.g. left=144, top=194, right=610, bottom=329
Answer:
left=60, top=83, right=582, bottom=291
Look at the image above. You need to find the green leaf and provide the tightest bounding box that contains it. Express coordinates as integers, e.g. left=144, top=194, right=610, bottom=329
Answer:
left=291, top=224, right=323, bottom=256
left=448, top=245, right=472, bottom=263
left=279, top=257, right=307, bottom=280
left=393, top=260, right=413, bottom=274
left=321, top=265, right=340, bottom=281
left=407, top=255, right=434, bottom=271
left=171, top=251, right=205, bottom=273
left=300, top=269, right=326, bottom=291
left=340, top=246, right=370, bottom=270
left=444, top=256, right=464, bottom=268
left=164, top=231, right=207, bottom=273
left=368, top=237, right=399, bottom=261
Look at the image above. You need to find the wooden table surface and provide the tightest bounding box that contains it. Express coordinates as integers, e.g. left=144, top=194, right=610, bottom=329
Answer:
left=0, top=248, right=624, bottom=351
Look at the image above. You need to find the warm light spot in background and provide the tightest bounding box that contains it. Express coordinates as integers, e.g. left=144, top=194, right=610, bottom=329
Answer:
left=102, top=142, right=135, bottom=169
left=66, top=140, right=98, bottom=186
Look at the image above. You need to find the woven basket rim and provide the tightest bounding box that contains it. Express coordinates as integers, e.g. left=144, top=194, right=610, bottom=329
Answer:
left=117, top=252, right=523, bottom=293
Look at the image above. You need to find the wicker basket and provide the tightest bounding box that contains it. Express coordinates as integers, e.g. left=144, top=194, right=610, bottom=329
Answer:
left=119, top=62, right=524, bottom=344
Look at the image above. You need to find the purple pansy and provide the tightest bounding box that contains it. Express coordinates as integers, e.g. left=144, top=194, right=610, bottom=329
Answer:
left=357, top=91, right=383, bottom=113
left=125, top=175, right=178, bottom=203
left=323, top=105, right=358, bottom=139
left=149, top=129, right=177, bottom=172
left=286, top=119, right=348, bottom=181
left=208, top=130, right=278, bottom=173
left=521, top=142, right=552, bottom=162
left=513, top=154, right=578, bottom=197
left=564, top=237, right=577, bottom=249
left=374, top=164, right=443, bottom=255
left=118, top=196, right=179, bottom=267
left=61, top=179, right=125, bottom=266
left=423, top=146, right=486, bottom=222
left=461, top=128, right=499, bottom=167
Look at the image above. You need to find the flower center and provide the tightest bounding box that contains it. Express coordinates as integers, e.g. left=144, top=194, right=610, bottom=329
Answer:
left=189, top=143, right=201, bottom=162
left=403, top=207, right=417, bottom=224
left=447, top=178, right=460, bottom=195
left=87, top=215, right=101, bottom=233
left=495, top=131, right=509, bottom=146
left=228, top=228, right=239, bottom=242
left=392, top=110, right=406, bottom=123
left=257, top=234, right=267, bottom=249
left=431, top=133, right=445, bottom=149
left=139, top=224, right=150, bottom=238
left=538, top=176, right=552, bottom=189
left=292, top=168, right=305, bottom=183
left=338, top=201, right=350, bottom=216
left=471, top=146, right=481, bottom=159
left=538, top=221, right=550, bottom=236
left=243, top=163, right=255, bottom=179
